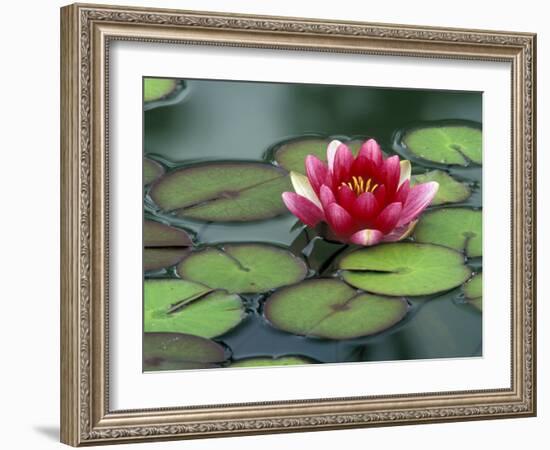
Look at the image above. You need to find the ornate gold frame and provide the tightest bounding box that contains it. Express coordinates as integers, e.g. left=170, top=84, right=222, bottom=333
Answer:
left=60, top=3, right=537, bottom=446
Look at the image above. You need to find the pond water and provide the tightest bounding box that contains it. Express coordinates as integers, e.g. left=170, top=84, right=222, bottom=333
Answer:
left=144, top=78, right=482, bottom=369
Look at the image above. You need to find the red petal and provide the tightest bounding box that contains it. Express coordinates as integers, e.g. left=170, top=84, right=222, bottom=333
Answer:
left=359, top=139, right=383, bottom=168
left=306, top=155, right=331, bottom=193
left=383, top=155, right=400, bottom=195
left=336, top=184, right=356, bottom=213
left=394, top=179, right=410, bottom=204
left=375, top=202, right=403, bottom=234
left=349, top=229, right=384, bottom=246
left=282, top=192, right=324, bottom=227
left=319, top=184, right=336, bottom=210
left=326, top=203, right=356, bottom=237
left=397, top=182, right=439, bottom=226
left=352, top=191, right=379, bottom=222
left=333, top=144, right=354, bottom=183
left=374, top=184, right=386, bottom=207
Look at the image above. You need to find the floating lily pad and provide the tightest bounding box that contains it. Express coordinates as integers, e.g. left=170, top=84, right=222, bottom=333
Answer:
left=144, top=248, right=190, bottom=272
left=463, top=273, right=482, bottom=311
left=177, top=244, right=307, bottom=294
left=411, top=170, right=471, bottom=205
left=144, top=78, right=178, bottom=102
left=143, top=332, right=227, bottom=371
left=144, top=279, right=245, bottom=338
left=413, top=208, right=482, bottom=257
left=264, top=279, right=408, bottom=340
left=144, top=220, right=193, bottom=247
left=339, top=243, right=471, bottom=296
left=230, top=356, right=316, bottom=368
left=273, top=137, right=366, bottom=174
left=144, top=158, right=164, bottom=185
left=403, top=125, right=482, bottom=166
left=150, top=163, right=291, bottom=222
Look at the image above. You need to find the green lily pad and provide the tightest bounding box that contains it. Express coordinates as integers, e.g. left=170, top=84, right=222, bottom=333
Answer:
left=230, top=356, right=315, bottom=367
left=339, top=243, right=471, bottom=296
left=144, top=279, right=245, bottom=338
left=144, top=158, right=164, bottom=185
left=177, top=244, right=307, bottom=294
left=264, top=279, right=408, bottom=340
left=413, top=208, right=482, bottom=257
left=144, top=248, right=190, bottom=272
left=403, top=125, right=482, bottom=166
left=144, top=220, right=193, bottom=247
left=150, top=163, right=291, bottom=222
left=143, top=332, right=227, bottom=371
left=144, top=78, right=177, bottom=102
left=463, top=273, right=482, bottom=311
left=273, top=137, right=366, bottom=174
left=411, top=170, right=471, bottom=205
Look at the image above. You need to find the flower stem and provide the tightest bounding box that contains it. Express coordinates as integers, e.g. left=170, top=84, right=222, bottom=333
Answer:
left=318, top=244, right=349, bottom=276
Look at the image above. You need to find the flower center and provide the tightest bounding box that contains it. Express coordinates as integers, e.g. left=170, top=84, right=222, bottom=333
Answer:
left=342, top=176, right=379, bottom=196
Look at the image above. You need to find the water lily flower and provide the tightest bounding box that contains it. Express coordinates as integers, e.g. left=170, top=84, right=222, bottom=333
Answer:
left=282, top=139, right=439, bottom=246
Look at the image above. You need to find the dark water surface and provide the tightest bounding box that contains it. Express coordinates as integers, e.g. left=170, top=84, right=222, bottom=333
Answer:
left=144, top=79, right=482, bottom=366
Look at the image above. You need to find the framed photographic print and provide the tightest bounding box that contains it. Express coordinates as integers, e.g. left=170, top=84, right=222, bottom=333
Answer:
left=60, top=3, right=537, bottom=446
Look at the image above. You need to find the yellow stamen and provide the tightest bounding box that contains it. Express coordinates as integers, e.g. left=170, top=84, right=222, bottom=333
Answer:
left=341, top=176, right=378, bottom=196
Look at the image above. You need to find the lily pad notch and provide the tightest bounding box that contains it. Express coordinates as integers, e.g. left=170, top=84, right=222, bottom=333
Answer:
left=272, top=136, right=377, bottom=174
left=177, top=243, right=308, bottom=294
left=264, top=278, right=408, bottom=340
left=150, top=162, right=292, bottom=222
left=143, top=332, right=228, bottom=371
left=413, top=208, right=482, bottom=257
left=339, top=243, right=472, bottom=296
left=144, top=279, right=246, bottom=338
left=402, top=124, right=482, bottom=166
left=463, top=273, right=482, bottom=311
left=144, top=220, right=193, bottom=271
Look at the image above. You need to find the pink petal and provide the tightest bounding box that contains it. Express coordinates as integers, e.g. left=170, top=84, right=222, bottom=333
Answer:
left=382, top=220, right=418, bottom=242
left=282, top=192, right=324, bottom=227
left=306, top=155, right=331, bottom=193
left=352, top=191, right=379, bottom=222
left=336, top=184, right=356, bottom=213
left=333, top=144, right=354, bottom=183
left=319, top=184, right=336, bottom=210
left=394, top=179, right=410, bottom=204
left=375, top=202, right=403, bottom=234
left=326, top=203, right=356, bottom=237
left=397, top=181, right=439, bottom=226
left=326, top=140, right=343, bottom=172
left=359, top=139, right=383, bottom=168
left=383, top=155, right=401, bottom=195
left=349, top=229, right=384, bottom=246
